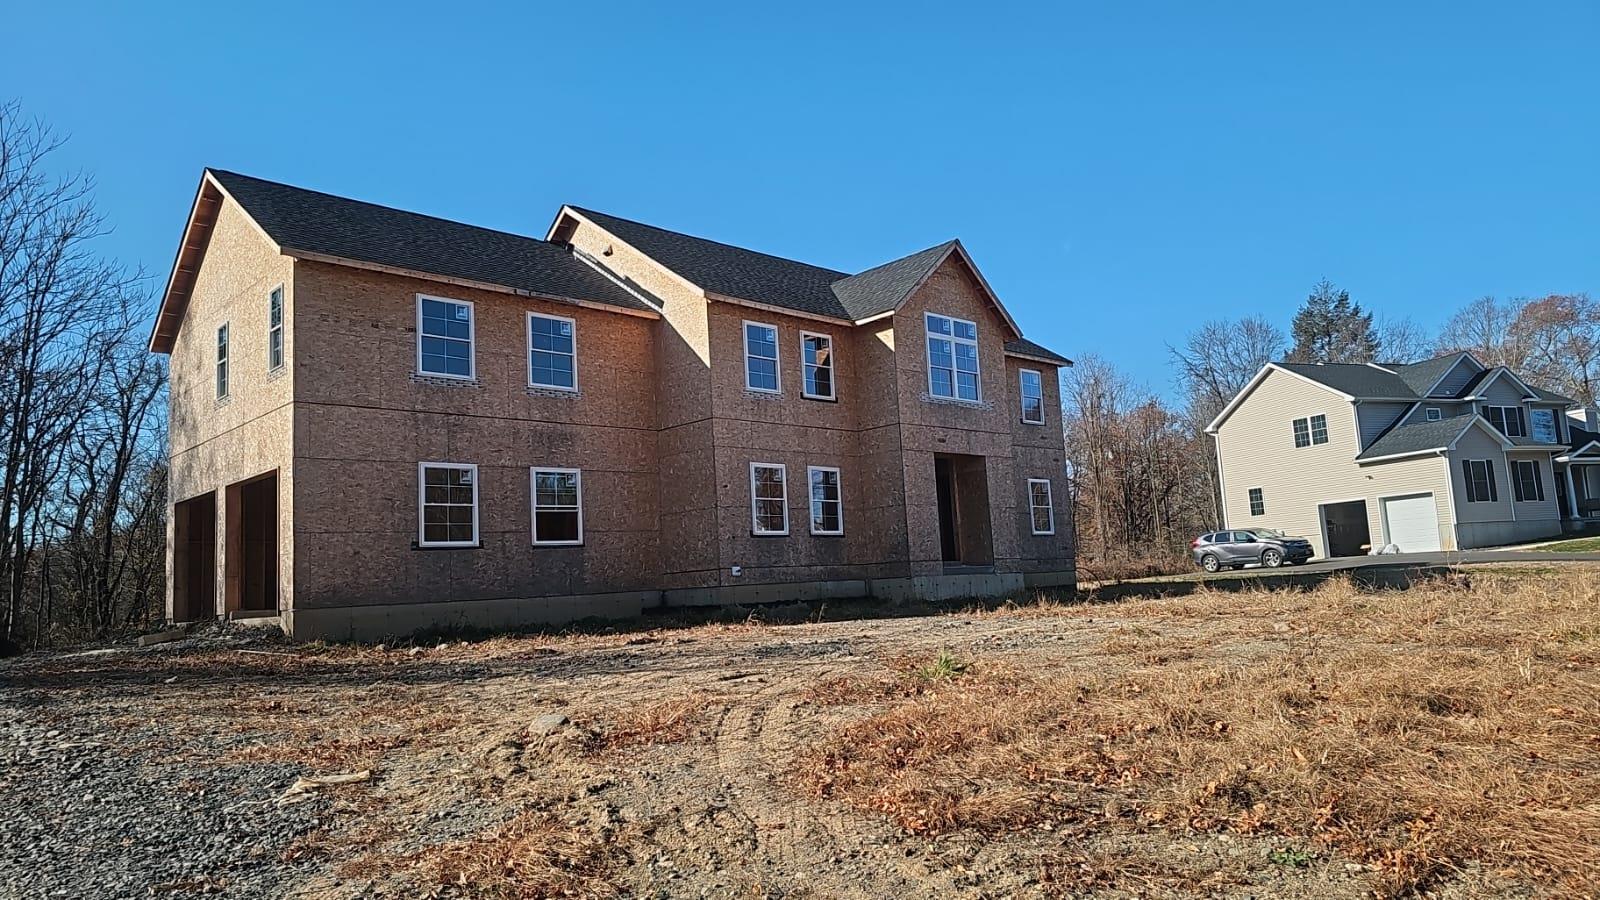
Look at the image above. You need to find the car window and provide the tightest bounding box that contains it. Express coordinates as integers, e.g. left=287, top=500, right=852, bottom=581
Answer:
left=1247, top=528, right=1286, bottom=539
left=1231, top=531, right=1254, bottom=543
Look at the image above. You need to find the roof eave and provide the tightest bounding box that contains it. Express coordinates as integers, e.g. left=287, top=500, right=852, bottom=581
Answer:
left=704, top=291, right=853, bottom=326
left=1004, top=348, right=1074, bottom=367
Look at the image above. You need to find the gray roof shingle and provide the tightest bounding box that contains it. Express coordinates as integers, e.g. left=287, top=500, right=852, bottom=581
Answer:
left=1355, top=414, right=1481, bottom=461
left=830, top=241, right=957, bottom=320
left=1004, top=338, right=1072, bottom=366
left=1390, top=353, right=1467, bottom=396
left=1276, top=362, right=1417, bottom=398
left=209, top=170, right=653, bottom=313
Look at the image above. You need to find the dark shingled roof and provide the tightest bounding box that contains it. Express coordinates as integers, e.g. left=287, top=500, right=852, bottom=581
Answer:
left=1276, top=362, right=1417, bottom=398
left=1390, top=353, right=1468, bottom=396
left=830, top=241, right=957, bottom=320
left=1004, top=338, right=1073, bottom=366
left=1356, top=414, right=1483, bottom=461
left=567, top=206, right=852, bottom=319
left=1530, top=384, right=1576, bottom=405
left=209, top=170, right=653, bottom=313
left=1569, top=424, right=1600, bottom=453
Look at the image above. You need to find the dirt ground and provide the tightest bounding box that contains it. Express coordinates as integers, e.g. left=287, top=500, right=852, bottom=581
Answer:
left=2, top=567, right=1595, bottom=899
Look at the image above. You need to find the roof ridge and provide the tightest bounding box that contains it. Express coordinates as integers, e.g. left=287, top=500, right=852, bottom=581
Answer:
left=567, top=205, right=850, bottom=279
left=208, top=168, right=556, bottom=248
left=840, top=238, right=959, bottom=280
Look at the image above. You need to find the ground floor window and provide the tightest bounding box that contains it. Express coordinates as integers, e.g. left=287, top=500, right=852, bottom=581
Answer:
left=1462, top=459, right=1497, bottom=503
left=1512, top=459, right=1545, bottom=502
left=531, top=468, right=582, bottom=544
left=1028, top=478, right=1055, bottom=535
left=419, top=462, right=478, bottom=547
left=751, top=463, right=788, bottom=535
left=808, top=466, right=842, bottom=534
left=1248, top=487, right=1265, bottom=516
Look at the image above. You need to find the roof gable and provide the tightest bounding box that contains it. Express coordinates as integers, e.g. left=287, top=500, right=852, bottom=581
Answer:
left=1355, top=413, right=1511, bottom=462
left=830, top=241, right=955, bottom=320
left=1392, top=351, right=1483, bottom=397
left=1206, top=363, right=1361, bottom=433
left=1273, top=362, right=1417, bottom=399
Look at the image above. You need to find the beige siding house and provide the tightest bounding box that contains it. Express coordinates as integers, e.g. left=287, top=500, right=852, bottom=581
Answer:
left=1209, top=352, right=1591, bottom=559
left=149, top=170, right=1075, bottom=640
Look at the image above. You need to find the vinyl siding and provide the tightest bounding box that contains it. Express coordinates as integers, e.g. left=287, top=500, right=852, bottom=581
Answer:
left=1399, top=400, right=1470, bottom=428
left=1433, top=357, right=1483, bottom=397
left=1215, top=368, right=1455, bottom=558
left=1357, top=401, right=1411, bottom=448
left=1446, top=427, right=1563, bottom=546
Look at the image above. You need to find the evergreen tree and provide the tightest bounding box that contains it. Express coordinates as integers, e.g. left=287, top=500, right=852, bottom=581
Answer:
left=1289, top=279, right=1380, bottom=363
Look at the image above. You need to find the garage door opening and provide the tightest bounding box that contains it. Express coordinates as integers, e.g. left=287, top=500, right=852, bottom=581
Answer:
left=1381, top=493, right=1441, bottom=553
left=172, top=492, right=216, bottom=623
left=1319, top=499, right=1371, bottom=558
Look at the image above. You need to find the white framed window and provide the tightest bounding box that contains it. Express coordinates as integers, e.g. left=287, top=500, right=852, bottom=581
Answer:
left=416, top=294, right=475, bottom=379
left=807, top=466, right=843, bottom=535
left=750, top=462, right=788, bottom=535
left=1027, top=478, right=1055, bottom=535
left=1485, top=405, right=1526, bottom=438
left=1292, top=414, right=1329, bottom=447
left=216, top=323, right=229, bottom=399
left=531, top=467, right=582, bottom=545
left=418, top=462, right=479, bottom=547
left=527, top=311, right=577, bottom=390
left=743, top=321, right=780, bottom=393
left=1019, top=368, right=1044, bottom=424
left=1425, top=407, right=1442, bottom=421
left=926, top=312, right=980, bottom=401
left=800, top=331, right=835, bottom=400
left=267, top=286, right=284, bottom=372
left=1512, top=459, right=1545, bottom=502
left=1248, top=487, right=1265, bottom=516
left=1461, top=459, right=1497, bottom=503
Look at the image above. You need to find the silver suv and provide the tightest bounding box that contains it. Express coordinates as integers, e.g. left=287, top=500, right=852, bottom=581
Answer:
left=1191, top=529, right=1314, bottom=572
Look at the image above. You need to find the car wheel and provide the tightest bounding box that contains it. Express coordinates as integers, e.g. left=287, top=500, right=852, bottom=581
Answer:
left=1200, top=554, right=1220, bottom=573
left=1263, top=549, right=1283, bottom=568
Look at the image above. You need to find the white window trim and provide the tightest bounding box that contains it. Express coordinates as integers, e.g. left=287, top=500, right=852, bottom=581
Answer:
left=1425, top=407, right=1442, bottom=421
left=1019, top=368, right=1045, bottom=425
left=1511, top=459, right=1545, bottom=503
left=1028, top=478, right=1055, bottom=535
left=1292, top=412, right=1330, bottom=447
left=417, top=461, right=480, bottom=548
left=743, top=320, right=781, bottom=394
left=799, top=330, right=836, bottom=400
left=1248, top=487, right=1265, bottom=516
left=807, top=465, right=844, bottom=535
left=749, top=462, right=789, bottom=536
left=1485, top=404, right=1527, bottom=438
left=1463, top=458, right=1497, bottom=503
left=216, top=322, right=229, bottom=399
left=416, top=293, right=477, bottom=380
left=267, top=285, right=284, bottom=373
left=526, top=310, right=579, bottom=392
left=925, top=311, right=982, bottom=402
left=530, top=467, right=583, bottom=546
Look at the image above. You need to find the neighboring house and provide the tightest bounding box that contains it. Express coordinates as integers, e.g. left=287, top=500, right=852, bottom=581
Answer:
left=1207, top=351, right=1592, bottom=559
left=149, top=170, right=1075, bottom=640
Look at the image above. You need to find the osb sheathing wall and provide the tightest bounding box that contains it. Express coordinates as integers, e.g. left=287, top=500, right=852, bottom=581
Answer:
left=288, top=260, right=661, bottom=610
left=166, top=197, right=296, bottom=619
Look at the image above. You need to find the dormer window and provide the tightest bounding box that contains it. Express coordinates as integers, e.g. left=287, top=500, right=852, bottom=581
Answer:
left=1485, top=405, right=1526, bottom=438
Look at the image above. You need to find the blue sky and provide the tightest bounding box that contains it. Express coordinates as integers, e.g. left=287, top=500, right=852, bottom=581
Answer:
left=4, top=1, right=1595, bottom=397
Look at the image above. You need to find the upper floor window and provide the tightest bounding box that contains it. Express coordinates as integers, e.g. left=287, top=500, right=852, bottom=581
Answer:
left=744, top=321, right=780, bottom=393
left=417, top=295, right=475, bottom=379
left=528, top=312, right=577, bottom=390
left=1529, top=407, right=1560, bottom=443
left=531, top=467, right=583, bottom=545
left=1292, top=414, right=1328, bottom=448
left=1485, top=405, right=1526, bottom=438
left=1425, top=407, right=1442, bottom=421
left=808, top=466, right=843, bottom=535
left=926, top=312, right=979, bottom=401
left=1462, top=459, right=1497, bottom=503
left=1019, top=368, right=1044, bottom=424
left=418, top=462, right=478, bottom=547
left=750, top=463, right=788, bottom=535
left=267, top=287, right=284, bottom=372
left=800, top=332, right=835, bottom=400
left=215, top=323, right=229, bottom=399
left=1028, top=478, right=1055, bottom=535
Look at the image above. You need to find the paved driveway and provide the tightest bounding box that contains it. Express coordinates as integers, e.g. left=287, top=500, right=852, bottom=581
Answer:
left=1231, top=549, right=1600, bottom=576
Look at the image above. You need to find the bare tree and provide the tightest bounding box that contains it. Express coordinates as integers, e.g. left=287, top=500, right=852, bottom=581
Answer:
left=1168, top=316, right=1285, bottom=426
left=1435, top=295, right=1529, bottom=367
left=1376, top=315, right=1432, bottom=364
left=1513, top=293, right=1600, bottom=406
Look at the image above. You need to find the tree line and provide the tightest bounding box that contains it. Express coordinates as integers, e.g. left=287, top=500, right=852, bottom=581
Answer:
left=0, top=103, right=166, bottom=651
left=1067, top=277, right=1597, bottom=578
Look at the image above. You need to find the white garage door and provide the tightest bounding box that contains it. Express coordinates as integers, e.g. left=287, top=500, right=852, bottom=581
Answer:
left=1382, top=494, right=1441, bottom=553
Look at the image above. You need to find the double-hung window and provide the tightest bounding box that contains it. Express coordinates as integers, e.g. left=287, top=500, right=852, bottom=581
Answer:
left=744, top=321, right=780, bottom=393
left=808, top=466, right=842, bottom=535
left=926, top=312, right=979, bottom=401
left=1512, top=459, right=1545, bottom=502
left=800, top=332, right=835, bottom=400
left=1485, top=405, right=1526, bottom=438
left=1292, top=414, right=1328, bottom=447
left=267, top=287, right=284, bottom=372
left=1248, top=487, right=1265, bottom=516
left=1028, top=478, right=1055, bottom=535
left=1462, top=459, right=1498, bottom=503
left=216, top=323, right=229, bottom=399
left=417, top=295, right=475, bottom=379
left=419, top=462, right=479, bottom=547
left=531, top=467, right=582, bottom=544
left=528, top=312, right=577, bottom=390
left=750, top=463, right=788, bottom=535
left=1019, top=369, right=1044, bottom=424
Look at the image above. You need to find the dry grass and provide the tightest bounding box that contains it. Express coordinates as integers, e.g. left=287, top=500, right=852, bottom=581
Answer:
left=412, top=810, right=626, bottom=899
left=796, top=571, right=1600, bottom=897
left=591, top=694, right=717, bottom=751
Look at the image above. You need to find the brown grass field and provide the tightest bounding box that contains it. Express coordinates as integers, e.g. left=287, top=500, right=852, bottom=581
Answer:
left=5, top=566, right=1597, bottom=898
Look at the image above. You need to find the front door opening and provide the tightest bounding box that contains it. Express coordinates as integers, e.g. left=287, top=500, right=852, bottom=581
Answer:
left=172, top=492, right=216, bottom=622
left=225, top=471, right=279, bottom=615
left=1319, top=499, right=1371, bottom=557
left=934, top=454, right=993, bottom=569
